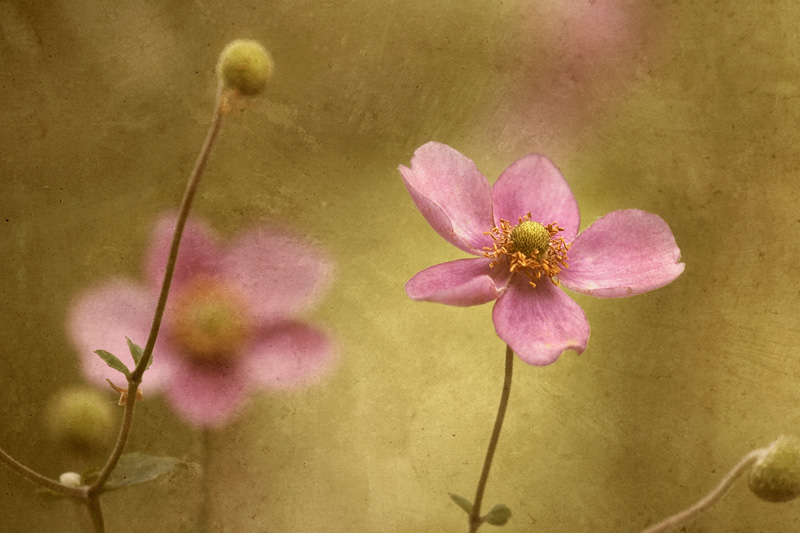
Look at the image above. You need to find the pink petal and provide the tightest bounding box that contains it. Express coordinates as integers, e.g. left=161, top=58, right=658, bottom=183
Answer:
left=244, top=322, right=337, bottom=390
left=221, top=227, right=333, bottom=321
left=144, top=214, right=222, bottom=290
left=559, top=209, right=684, bottom=298
left=491, top=154, right=580, bottom=240
left=66, top=279, right=176, bottom=389
left=399, top=142, right=495, bottom=254
left=492, top=276, right=589, bottom=365
left=405, top=257, right=508, bottom=306
left=164, top=358, right=250, bottom=428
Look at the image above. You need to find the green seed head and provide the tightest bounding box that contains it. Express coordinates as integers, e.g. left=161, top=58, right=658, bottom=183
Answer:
left=217, top=39, right=274, bottom=95
left=46, top=387, right=114, bottom=455
left=510, top=220, right=551, bottom=258
left=749, top=435, right=800, bottom=503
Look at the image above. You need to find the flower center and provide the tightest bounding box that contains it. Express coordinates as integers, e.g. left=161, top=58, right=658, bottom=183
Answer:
left=169, top=277, right=253, bottom=364
left=483, top=212, right=570, bottom=287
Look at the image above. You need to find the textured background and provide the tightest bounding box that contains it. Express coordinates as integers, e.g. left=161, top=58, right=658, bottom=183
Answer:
left=2, top=1, right=800, bottom=531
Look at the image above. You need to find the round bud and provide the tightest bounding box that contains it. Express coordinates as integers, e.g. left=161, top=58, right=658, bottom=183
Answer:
left=46, top=387, right=114, bottom=454
left=217, top=39, right=274, bottom=95
left=59, top=471, right=83, bottom=488
left=749, top=435, right=800, bottom=502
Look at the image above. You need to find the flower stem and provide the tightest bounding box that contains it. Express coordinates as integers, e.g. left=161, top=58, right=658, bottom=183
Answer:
left=85, top=497, right=106, bottom=533
left=468, top=344, right=514, bottom=533
left=88, top=84, right=229, bottom=497
left=642, top=449, right=765, bottom=533
left=198, top=428, right=212, bottom=533
left=0, top=447, right=85, bottom=498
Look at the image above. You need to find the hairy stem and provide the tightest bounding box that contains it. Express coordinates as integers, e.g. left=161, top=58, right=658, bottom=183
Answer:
left=468, top=344, right=514, bottom=533
left=642, top=449, right=764, bottom=533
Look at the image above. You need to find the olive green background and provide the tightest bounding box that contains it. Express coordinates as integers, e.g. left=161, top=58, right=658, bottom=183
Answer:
left=2, top=1, right=799, bottom=531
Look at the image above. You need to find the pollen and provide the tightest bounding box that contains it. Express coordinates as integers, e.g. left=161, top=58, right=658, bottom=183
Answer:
left=483, top=213, right=570, bottom=288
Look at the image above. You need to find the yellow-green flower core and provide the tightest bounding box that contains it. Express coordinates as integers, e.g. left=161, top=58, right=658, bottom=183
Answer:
left=483, top=212, right=570, bottom=287
left=510, top=221, right=551, bottom=258
left=217, top=39, right=274, bottom=95
left=749, top=435, right=800, bottom=503
left=170, top=277, right=253, bottom=364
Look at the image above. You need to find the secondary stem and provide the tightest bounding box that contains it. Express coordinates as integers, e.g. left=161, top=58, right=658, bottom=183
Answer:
left=88, top=84, right=229, bottom=496
left=641, top=449, right=764, bottom=533
left=468, top=344, right=514, bottom=533
left=198, top=428, right=212, bottom=533
left=0, top=447, right=85, bottom=498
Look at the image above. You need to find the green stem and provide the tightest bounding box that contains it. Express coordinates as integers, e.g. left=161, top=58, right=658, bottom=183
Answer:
left=88, top=84, right=229, bottom=496
left=641, top=449, right=764, bottom=533
left=468, top=344, right=514, bottom=533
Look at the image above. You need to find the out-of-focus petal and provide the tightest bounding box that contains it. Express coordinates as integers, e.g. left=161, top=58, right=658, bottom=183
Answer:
left=405, top=257, right=507, bottom=306
left=399, top=142, right=495, bottom=254
left=492, top=277, right=589, bottom=365
left=491, top=154, right=580, bottom=240
left=222, top=227, right=333, bottom=321
left=66, top=279, right=176, bottom=389
left=164, top=359, right=250, bottom=428
left=559, top=209, right=684, bottom=298
left=144, top=213, right=222, bottom=290
left=244, top=322, right=337, bottom=389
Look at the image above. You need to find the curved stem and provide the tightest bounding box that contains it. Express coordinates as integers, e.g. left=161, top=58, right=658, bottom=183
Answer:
left=0, top=447, right=86, bottom=498
left=642, top=449, right=764, bottom=533
left=89, top=84, right=228, bottom=496
left=468, top=344, right=514, bottom=533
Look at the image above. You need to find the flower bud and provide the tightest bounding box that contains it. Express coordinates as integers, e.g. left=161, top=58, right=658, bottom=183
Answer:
left=46, top=387, right=113, bottom=454
left=749, top=435, right=800, bottom=502
left=217, top=39, right=273, bottom=95
left=59, top=471, right=83, bottom=488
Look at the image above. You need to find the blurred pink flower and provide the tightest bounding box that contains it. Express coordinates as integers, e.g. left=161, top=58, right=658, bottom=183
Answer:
left=399, top=142, right=683, bottom=365
left=68, top=214, right=336, bottom=427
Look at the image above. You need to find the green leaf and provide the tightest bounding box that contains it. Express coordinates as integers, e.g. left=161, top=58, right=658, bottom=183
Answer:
left=484, top=504, right=512, bottom=526
left=449, top=493, right=473, bottom=514
left=94, top=350, right=131, bottom=378
left=85, top=453, right=186, bottom=492
left=126, top=337, right=151, bottom=370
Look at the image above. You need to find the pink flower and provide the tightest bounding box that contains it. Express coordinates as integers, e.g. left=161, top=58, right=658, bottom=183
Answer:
left=68, top=214, right=336, bottom=427
left=399, top=142, right=684, bottom=365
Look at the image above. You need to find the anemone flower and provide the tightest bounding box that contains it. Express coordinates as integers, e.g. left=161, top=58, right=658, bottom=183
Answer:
left=399, top=141, right=683, bottom=365
left=68, top=214, right=336, bottom=427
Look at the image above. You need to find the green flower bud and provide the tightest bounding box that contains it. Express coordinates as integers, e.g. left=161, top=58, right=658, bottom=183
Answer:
left=46, top=387, right=113, bottom=454
left=59, top=471, right=83, bottom=488
left=217, top=39, right=274, bottom=95
left=749, top=435, right=800, bottom=502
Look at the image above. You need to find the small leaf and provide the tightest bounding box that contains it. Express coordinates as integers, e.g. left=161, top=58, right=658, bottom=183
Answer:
left=94, top=350, right=131, bottom=378
left=126, top=337, right=151, bottom=370
left=484, top=504, right=512, bottom=526
left=449, top=493, right=473, bottom=514
left=84, top=453, right=186, bottom=492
